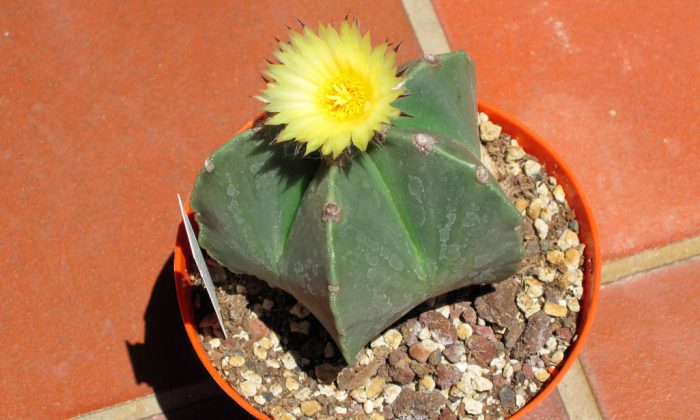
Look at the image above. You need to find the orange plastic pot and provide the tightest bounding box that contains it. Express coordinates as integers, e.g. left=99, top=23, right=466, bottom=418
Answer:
left=174, top=101, right=601, bottom=419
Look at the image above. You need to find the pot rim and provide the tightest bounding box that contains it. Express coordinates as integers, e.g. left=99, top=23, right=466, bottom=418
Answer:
left=173, top=100, right=602, bottom=419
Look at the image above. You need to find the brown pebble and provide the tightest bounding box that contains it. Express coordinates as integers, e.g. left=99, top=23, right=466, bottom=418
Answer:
left=337, top=359, right=382, bottom=391
left=408, top=342, right=433, bottom=363
left=400, top=318, right=422, bottom=346
left=315, top=363, right=341, bottom=384
left=460, top=306, right=478, bottom=325
left=428, top=349, right=443, bottom=366
left=467, top=335, right=497, bottom=365
left=435, top=364, right=462, bottom=389
left=247, top=316, right=270, bottom=340
left=419, top=311, right=457, bottom=345
left=473, top=325, right=497, bottom=342
left=392, top=389, right=448, bottom=419
left=442, top=343, right=466, bottom=363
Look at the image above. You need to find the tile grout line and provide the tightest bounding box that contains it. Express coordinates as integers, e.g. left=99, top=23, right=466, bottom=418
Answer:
left=400, top=0, right=451, bottom=54
left=602, top=235, right=700, bottom=285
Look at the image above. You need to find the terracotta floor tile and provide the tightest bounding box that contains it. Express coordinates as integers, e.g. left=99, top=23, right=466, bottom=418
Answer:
left=433, top=1, right=700, bottom=259
left=0, top=1, right=420, bottom=418
left=522, top=390, right=568, bottom=420
left=580, top=257, right=700, bottom=418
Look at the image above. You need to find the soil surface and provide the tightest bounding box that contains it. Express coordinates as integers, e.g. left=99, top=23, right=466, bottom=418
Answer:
left=190, top=113, right=585, bottom=419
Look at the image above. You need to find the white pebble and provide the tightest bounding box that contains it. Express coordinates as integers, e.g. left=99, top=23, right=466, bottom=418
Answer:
left=418, top=327, right=432, bottom=341
left=363, top=400, right=375, bottom=414
left=270, top=383, right=283, bottom=397
left=281, top=353, right=297, bottom=370
left=558, top=229, right=580, bottom=251
left=208, top=338, right=221, bottom=348
left=475, top=377, right=493, bottom=392
left=534, top=218, right=549, bottom=240
left=523, top=160, right=542, bottom=177
left=335, top=406, right=348, bottom=415
left=383, top=384, right=402, bottom=404
left=480, top=121, right=502, bottom=142
left=464, top=399, right=484, bottom=415
left=239, top=380, right=257, bottom=397
left=253, top=395, right=266, bottom=405
left=383, top=329, right=403, bottom=350
left=553, top=185, right=566, bottom=203
left=567, top=297, right=581, bottom=312
left=371, top=336, right=388, bottom=349
left=351, top=388, right=367, bottom=403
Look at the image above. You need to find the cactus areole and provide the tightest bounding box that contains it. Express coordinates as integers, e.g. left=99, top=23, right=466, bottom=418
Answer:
left=190, top=23, right=524, bottom=363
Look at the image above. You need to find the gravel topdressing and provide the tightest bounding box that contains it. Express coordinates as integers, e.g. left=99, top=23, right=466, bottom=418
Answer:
left=189, top=113, right=585, bottom=420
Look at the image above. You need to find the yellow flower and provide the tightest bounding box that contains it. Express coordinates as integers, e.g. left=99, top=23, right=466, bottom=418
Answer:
left=260, top=21, right=404, bottom=158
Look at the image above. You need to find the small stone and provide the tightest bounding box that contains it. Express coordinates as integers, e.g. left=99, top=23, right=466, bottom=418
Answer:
left=419, top=375, right=436, bottom=392
left=537, top=266, right=556, bottom=283
left=364, top=400, right=375, bottom=414
left=208, top=338, right=221, bottom=349
left=247, top=316, right=270, bottom=340
left=474, top=277, right=520, bottom=327
left=475, top=376, right=493, bottom=392
left=253, top=347, right=267, bottom=360
left=443, top=343, right=466, bottom=363
left=323, top=342, right=335, bottom=358
left=262, top=298, right=274, bottom=310
left=540, top=201, right=559, bottom=222
left=534, top=218, right=549, bottom=240
left=515, top=311, right=552, bottom=358
left=239, top=380, right=258, bottom=397
left=551, top=350, right=565, bottom=365
left=436, top=305, right=451, bottom=318
left=334, top=406, right=348, bottom=415
left=371, top=336, right=389, bottom=349
left=257, top=337, right=272, bottom=350
left=400, top=319, right=422, bottom=345
left=479, top=120, right=502, bottom=142
left=281, top=353, right=297, bottom=370
left=557, top=229, right=580, bottom=251
left=365, top=377, right=386, bottom=399
left=499, top=387, right=515, bottom=407
left=564, top=248, right=581, bottom=268
left=229, top=355, right=245, bottom=367
left=478, top=112, right=489, bottom=123
left=523, top=160, right=542, bottom=177
left=547, top=250, right=565, bottom=265
left=553, top=185, right=566, bottom=203
left=464, top=399, right=484, bottom=415
left=300, top=400, right=322, bottom=417
left=428, top=349, right=443, bottom=366
left=387, top=351, right=416, bottom=385
left=467, top=335, right=497, bottom=365
left=289, top=302, right=310, bottom=319
left=556, top=327, right=574, bottom=343
left=544, top=302, right=568, bottom=318
left=527, top=198, right=543, bottom=219
left=567, top=297, right=581, bottom=312
left=269, top=383, right=283, bottom=397
left=535, top=368, right=551, bottom=382
left=515, top=198, right=530, bottom=212
left=418, top=327, right=432, bottom=341
left=456, top=322, right=473, bottom=341
left=409, top=341, right=436, bottom=363
left=253, top=395, right=266, bottom=405
left=473, top=325, right=496, bottom=342
left=506, top=146, right=526, bottom=163
left=393, top=389, right=448, bottom=419
left=460, top=306, right=478, bottom=325
left=351, top=388, right=367, bottom=403
left=383, top=329, right=403, bottom=350
left=517, top=292, right=541, bottom=318
left=285, top=377, right=299, bottom=392
left=516, top=393, right=526, bottom=407
left=337, top=358, right=382, bottom=391
left=383, top=384, right=402, bottom=404
left=435, top=364, right=462, bottom=389
left=557, top=271, right=577, bottom=289
left=525, top=277, right=544, bottom=298
left=315, top=364, right=341, bottom=383
left=420, top=311, right=457, bottom=345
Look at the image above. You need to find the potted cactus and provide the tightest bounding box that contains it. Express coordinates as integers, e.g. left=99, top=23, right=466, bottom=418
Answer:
left=175, top=19, right=600, bottom=419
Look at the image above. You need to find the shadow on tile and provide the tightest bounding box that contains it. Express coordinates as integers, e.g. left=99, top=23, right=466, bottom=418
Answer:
left=126, top=254, right=252, bottom=418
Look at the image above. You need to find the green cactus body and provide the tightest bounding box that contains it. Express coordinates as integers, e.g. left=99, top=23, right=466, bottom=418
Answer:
left=190, top=52, right=524, bottom=363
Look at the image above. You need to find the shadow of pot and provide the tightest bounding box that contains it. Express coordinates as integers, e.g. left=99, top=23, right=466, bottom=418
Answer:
left=173, top=101, right=602, bottom=419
